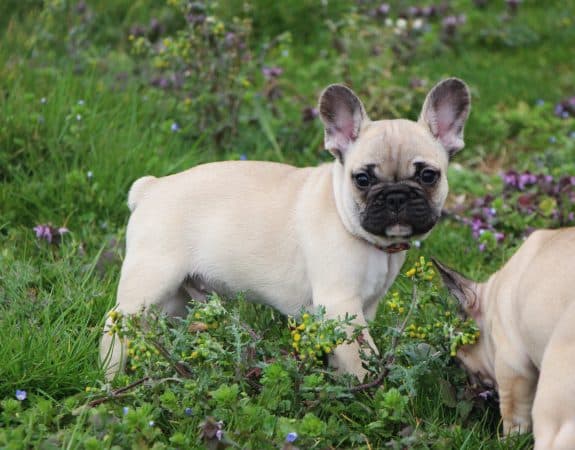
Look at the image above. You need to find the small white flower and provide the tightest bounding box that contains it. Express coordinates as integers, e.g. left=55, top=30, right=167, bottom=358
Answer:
left=396, top=18, right=407, bottom=29
left=385, top=18, right=393, bottom=27
left=87, top=171, right=93, bottom=179
left=413, top=18, right=424, bottom=30
left=40, top=97, right=47, bottom=104
left=78, top=100, right=85, bottom=105
left=76, top=114, right=82, bottom=121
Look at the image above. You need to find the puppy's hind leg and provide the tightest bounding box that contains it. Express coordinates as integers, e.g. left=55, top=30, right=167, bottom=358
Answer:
left=533, top=304, right=575, bottom=450
left=100, top=254, right=188, bottom=380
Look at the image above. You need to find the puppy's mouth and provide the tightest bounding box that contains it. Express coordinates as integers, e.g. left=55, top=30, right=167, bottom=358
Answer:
left=383, top=242, right=411, bottom=253
left=380, top=225, right=413, bottom=253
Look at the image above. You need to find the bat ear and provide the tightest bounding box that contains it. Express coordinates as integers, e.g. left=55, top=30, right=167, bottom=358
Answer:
left=419, top=78, right=471, bottom=159
left=432, top=258, right=481, bottom=319
left=318, top=84, right=369, bottom=162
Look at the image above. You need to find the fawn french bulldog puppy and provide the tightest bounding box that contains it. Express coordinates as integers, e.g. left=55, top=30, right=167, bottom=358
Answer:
left=434, top=228, right=575, bottom=450
left=101, top=78, right=471, bottom=380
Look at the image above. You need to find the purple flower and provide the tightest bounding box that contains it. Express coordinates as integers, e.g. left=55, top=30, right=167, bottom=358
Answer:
left=302, top=106, right=319, bottom=122
left=442, top=15, right=465, bottom=36
left=16, top=390, right=27, bottom=401
left=470, top=217, right=484, bottom=237
left=171, top=122, right=180, bottom=132
left=421, top=6, right=436, bottom=17
left=286, top=432, right=298, bottom=443
left=34, top=224, right=50, bottom=241
left=34, top=224, right=69, bottom=244
left=518, top=172, right=537, bottom=190
left=123, top=406, right=129, bottom=415
left=478, top=389, right=494, bottom=400
left=76, top=1, right=87, bottom=14
left=184, top=407, right=193, bottom=416
left=502, top=170, right=518, bottom=187
left=262, top=66, right=283, bottom=79
left=186, top=14, right=206, bottom=25
left=239, top=153, right=248, bottom=160
left=148, top=420, right=155, bottom=427
left=478, top=243, right=486, bottom=252
left=377, top=3, right=390, bottom=16
left=215, top=429, right=223, bottom=441
left=224, top=32, right=237, bottom=48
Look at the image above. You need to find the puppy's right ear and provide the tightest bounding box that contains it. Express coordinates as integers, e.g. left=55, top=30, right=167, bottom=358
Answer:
left=318, top=84, right=368, bottom=162
left=432, top=258, right=480, bottom=319
left=419, top=78, right=471, bottom=159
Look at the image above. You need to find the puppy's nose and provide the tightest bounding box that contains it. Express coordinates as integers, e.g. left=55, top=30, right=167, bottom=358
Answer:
left=385, top=191, right=408, bottom=212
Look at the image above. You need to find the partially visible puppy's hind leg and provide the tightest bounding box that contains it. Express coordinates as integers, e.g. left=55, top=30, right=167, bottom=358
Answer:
left=100, top=253, right=189, bottom=380
left=533, top=303, right=575, bottom=450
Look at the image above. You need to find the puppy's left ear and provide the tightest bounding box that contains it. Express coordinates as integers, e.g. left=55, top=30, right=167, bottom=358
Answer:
left=432, top=258, right=480, bottom=319
left=419, top=78, right=471, bottom=159
left=318, top=84, right=369, bottom=162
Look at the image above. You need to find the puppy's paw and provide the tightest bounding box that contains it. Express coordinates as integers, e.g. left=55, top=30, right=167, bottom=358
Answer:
left=330, top=344, right=368, bottom=381
left=503, top=417, right=532, bottom=437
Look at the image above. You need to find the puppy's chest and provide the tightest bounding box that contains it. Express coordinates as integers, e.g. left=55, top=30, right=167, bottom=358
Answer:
left=360, top=251, right=404, bottom=302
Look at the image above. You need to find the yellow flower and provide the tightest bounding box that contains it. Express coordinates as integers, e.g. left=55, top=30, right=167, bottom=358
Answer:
left=293, top=333, right=301, bottom=342
left=405, top=268, right=416, bottom=277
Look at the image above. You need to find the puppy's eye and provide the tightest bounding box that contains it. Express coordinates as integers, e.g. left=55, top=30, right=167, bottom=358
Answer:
left=420, top=168, right=439, bottom=186
left=353, top=172, right=371, bottom=189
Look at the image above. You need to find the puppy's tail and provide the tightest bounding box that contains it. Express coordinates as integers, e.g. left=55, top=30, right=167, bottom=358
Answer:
left=127, top=176, right=157, bottom=212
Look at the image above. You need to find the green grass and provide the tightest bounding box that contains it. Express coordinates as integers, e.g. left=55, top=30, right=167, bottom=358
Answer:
left=1, top=0, right=574, bottom=448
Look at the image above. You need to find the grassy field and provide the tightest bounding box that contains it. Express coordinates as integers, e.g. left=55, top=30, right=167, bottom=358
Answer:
left=1, top=0, right=574, bottom=448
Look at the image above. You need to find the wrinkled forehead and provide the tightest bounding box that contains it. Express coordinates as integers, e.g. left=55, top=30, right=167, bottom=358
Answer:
left=346, top=119, right=448, bottom=177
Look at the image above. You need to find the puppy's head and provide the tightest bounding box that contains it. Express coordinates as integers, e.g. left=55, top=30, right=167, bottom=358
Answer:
left=432, top=258, right=496, bottom=390
left=319, top=79, right=470, bottom=250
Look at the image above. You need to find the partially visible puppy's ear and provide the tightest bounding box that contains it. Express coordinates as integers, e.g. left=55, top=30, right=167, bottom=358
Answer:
left=318, top=84, right=369, bottom=162
left=419, top=78, right=471, bottom=159
left=432, top=258, right=481, bottom=319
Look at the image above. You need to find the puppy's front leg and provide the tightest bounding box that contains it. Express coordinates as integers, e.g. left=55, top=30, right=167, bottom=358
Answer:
left=495, top=359, right=537, bottom=436
left=314, top=293, right=375, bottom=380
